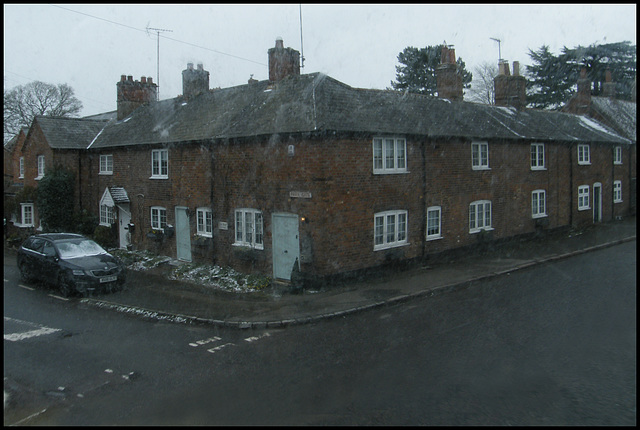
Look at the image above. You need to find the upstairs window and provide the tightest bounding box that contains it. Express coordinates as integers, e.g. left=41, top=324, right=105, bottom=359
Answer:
left=471, top=141, right=489, bottom=170
left=19, top=157, right=24, bottom=179
left=426, top=206, right=442, bottom=240
left=151, top=206, right=167, bottom=230
left=373, top=137, right=407, bottom=174
left=374, top=210, right=408, bottom=250
left=530, top=143, right=545, bottom=170
left=100, top=154, right=113, bottom=174
left=36, top=155, right=45, bottom=179
left=577, top=144, right=590, bottom=165
left=469, top=200, right=492, bottom=233
left=614, top=146, right=622, bottom=165
left=151, top=149, right=168, bottom=178
left=235, top=209, right=263, bottom=249
left=197, top=208, right=213, bottom=237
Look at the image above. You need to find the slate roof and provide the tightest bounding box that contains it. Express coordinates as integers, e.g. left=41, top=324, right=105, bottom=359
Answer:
left=109, top=186, right=130, bottom=203
left=35, top=116, right=109, bottom=149
left=590, top=97, right=636, bottom=143
left=86, top=73, right=631, bottom=149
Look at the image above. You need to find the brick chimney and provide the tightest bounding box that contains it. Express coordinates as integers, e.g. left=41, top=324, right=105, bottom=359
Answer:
left=436, top=45, right=463, bottom=101
left=572, top=67, right=592, bottom=114
left=117, top=75, right=157, bottom=120
left=182, top=62, right=210, bottom=99
left=602, top=68, right=616, bottom=98
left=268, top=37, right=300, bottom=82
left=493, top=61, right=527, bottom=109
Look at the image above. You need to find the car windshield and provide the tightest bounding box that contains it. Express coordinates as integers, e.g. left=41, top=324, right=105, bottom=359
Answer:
left=56, top=239, right=107, bottom=259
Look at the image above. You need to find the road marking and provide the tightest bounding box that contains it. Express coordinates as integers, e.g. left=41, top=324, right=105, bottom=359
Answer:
left=3, top=317, right=62, bottom=342
left=48, top=294, right=70, bottom=301
left=19, top=284, right=35, bottom=291
left=244, top=332, right=271, bottom=342
left=189, top=336, right=222, bottom=347
left=207, top=343, right=234, bottom=354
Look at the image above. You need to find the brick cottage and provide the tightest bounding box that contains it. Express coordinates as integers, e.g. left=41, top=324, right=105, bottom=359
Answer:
left=5, top=39, right=634, bottom=285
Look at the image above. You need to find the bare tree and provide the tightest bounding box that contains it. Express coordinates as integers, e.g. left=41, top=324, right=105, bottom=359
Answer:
left=4, top=81, right=83, bottom=145
left=467, top=61, right=498, bottom=105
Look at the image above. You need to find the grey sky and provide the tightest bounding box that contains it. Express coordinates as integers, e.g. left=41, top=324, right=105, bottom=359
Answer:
left=3, top=4, right=636, bottom=117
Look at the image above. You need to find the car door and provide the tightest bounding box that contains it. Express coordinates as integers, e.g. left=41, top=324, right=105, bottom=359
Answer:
left=41, top=240, right=61, bottom=283
left=23, top=238, right=46, bottom=281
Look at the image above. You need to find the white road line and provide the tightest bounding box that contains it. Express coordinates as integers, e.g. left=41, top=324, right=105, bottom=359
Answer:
left=207, top=343, right=234, bottom=354
left=48, top=294, right=69, bottom=301
left=4, top=317, right=62, bottom=342
left=244, top=332, right=271, bottom=342
left=19, top=284, right=35, bottom=291
left=189, top=336, right=222, bottom=347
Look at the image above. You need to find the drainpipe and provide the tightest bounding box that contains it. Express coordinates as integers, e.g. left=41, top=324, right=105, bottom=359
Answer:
left=569, top=142, right=574, bottom=227
left=210, top=144, right=216, bottom=266
left=421, top=138, right=427, bottom=261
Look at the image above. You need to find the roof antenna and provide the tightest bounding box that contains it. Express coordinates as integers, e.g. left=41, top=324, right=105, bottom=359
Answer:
left=299, top=4, right=305, bottom=69
left=490, top=37, right=502, bottom=63
left=146, top=24, right=173, bottom=101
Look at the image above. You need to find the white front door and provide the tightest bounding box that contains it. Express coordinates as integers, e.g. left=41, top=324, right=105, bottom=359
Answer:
left=593, top=182, right=602, bottom=223
left=272, top=213, right=300, bottom=280
left=175, top=206, right=192, bottom=262
left=118, top=204, right=131, bottom=249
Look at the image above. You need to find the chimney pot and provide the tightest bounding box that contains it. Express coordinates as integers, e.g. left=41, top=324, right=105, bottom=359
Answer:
left=147, top=77, right=153, bottom=84
left=268, top=38, right=300, bottom=82
left=275, top=37, right=284, bottom=49
left=513, top=61, right=520, bottom=76
left=141, top=76, right=146, bottom=84
left=187, top=62, right=194, bottom=70
left=197, top=63, right=203, bottom=71
left=127, top=75, right=133, bottom=81
left=121, top=75, right=126, bottom=82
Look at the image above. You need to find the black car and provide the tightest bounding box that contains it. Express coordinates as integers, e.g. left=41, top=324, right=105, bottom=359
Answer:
left=17, top=233, right=126, bottom=297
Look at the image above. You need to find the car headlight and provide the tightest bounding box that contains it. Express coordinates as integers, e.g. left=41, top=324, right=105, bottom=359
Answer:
left=72, top=270, right=86, bottom=276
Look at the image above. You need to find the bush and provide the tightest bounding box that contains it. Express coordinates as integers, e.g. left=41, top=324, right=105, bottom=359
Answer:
left=93, top=224, right=117, bottom=249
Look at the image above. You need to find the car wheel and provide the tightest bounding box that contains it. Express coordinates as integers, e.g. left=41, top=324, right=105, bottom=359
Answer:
left=58, top=274, right=74, bottom=298
left=19, top=262, right=32, bottom=283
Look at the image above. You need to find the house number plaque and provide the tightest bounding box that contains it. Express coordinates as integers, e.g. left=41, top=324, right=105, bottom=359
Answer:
left=289, top=191, right=312, bottom=199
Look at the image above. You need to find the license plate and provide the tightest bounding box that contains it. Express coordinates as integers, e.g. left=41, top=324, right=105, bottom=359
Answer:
left=100, top=276, right=118, bottom=283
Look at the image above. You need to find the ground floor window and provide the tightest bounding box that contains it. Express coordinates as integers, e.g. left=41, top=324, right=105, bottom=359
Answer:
left=20, top=203, right=34, bottom=227
left=426, top=206, right=441, bottom=240
left=374, top=210, right=408, bottom=250
left=100, top=204, right=115, bottom=226
left=235, top=209, right=263, bottom=249
left=197, top=208, right=213, bottom=237
left=531, top=190, right=547, bottom=218
left=613, top=181, right=622, bottom=203
left=578, top=186, right=590, bottom=210
left=151, top=206, right=167, bottom=230
left=469, top=200, right=492, bottom=233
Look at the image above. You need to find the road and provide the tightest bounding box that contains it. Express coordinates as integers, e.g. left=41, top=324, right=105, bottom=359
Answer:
left=4, top=241, right=636, bottom=425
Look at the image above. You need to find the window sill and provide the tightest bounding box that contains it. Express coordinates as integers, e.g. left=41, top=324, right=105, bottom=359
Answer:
left=614, top=200, right=623, bottom=204
left=530, top=167, right=547, bottom=171
left=232, top=243, right=264, bottom=251
left=614, top=162, right=623, bottom=166
left=373, top=170, right=409, bottom=175
left=197, top=233, right=213, bottom=238
left=99, top=172, right=113, bottom=176
left=34, top=176, right=44, bottom=181
left=149, top=175, right=169, bottom=180
left=577, top=162, right=591, bottom=166
left=578, top=206, right=590, bottom=211
left=469, top=227, right=494, bottom=234
left=426, top=236, right=443, bottom=241
left=532, top=214, right=548, bottom=219
left=472, top=166, right=491, bottom=171
left=374, top=241, right=409, bottom=251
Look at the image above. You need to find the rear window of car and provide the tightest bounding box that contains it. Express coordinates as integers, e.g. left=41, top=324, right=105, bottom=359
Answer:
left=56, top=239, right=107, bottom=259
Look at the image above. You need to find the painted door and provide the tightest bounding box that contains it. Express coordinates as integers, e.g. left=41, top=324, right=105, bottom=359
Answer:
left=118, top=204, right=131, bottom=249
left=272, top=213, right=300, bottom=280
left=175, top=206, right=192, bottom=262
left=593, top=183, right=602, bottom=223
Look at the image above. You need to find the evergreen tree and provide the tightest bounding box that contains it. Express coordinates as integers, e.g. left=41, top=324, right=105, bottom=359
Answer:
left=390, top=45, right=472, bottom=96
left=36, top=167, right=76, bottom=232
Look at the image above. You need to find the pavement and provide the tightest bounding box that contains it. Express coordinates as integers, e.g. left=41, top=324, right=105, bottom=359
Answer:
left=7, top=216, right=636, bottom=329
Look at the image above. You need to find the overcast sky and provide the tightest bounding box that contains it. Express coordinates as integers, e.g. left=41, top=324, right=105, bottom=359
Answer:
left=4, top=3, right=636, bottom=117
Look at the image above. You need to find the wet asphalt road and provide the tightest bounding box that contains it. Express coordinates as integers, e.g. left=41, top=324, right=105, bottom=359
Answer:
left=4, top=241, right=636, bottom=425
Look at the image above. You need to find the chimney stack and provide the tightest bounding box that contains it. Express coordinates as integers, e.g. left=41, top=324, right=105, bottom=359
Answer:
left=602, top=68, right=616, bottom=98
left=494, top=60, right=527, bottom=109
left=117, top=74, right=158, bottom=120
left=435, top=45, right=463, bottom=101
left=182, top=62, right=210, bottom=99
left=268, top=37, right=300, bottom=82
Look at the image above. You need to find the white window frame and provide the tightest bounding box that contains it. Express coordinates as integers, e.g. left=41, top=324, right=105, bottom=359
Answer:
left=471, top=141, right=489, bottom=170
left=100, top=204, right=115, bottom=226
left=151, top=149, right=169, bottom=179
left=19, top=157, right=24, bottom=179
left=100, top=154, right=113, bottom=175
left=374, top=210, right=408, bottom=250
left=150, top=206, right=167, bottom=230
left=234, top=209, right=264, bottom=249
left=426, top=206, right=442, bottom=240
left=578, top=185, right=590, bottom=210
left=530, top=143, right=545, bottom=170
left=469, top=200, right=492, bottom=233
left=613, top=181, right=622, bottom=203
left=614, top=146, right=622, bottom=165
left=373, top=137, right=407, bottom=174
left=36, top=155, right=45, bottom=179
left=197, top=207, right=213, bottom=237
left=20, top=203, right=34, bottom=227
left=531, top=189, right=547, bottom=218
left=577, top=144, right=590, bottom=165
